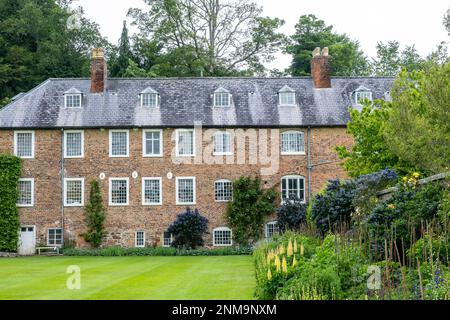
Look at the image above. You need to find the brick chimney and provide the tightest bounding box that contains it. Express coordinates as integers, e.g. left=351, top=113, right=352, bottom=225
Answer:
left=90, top=48, right=107, bottom=93
left=311, top=47, right=331, bottom=88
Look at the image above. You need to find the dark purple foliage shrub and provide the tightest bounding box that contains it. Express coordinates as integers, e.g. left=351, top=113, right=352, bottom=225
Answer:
left=167, top=207, right=209, bottom=249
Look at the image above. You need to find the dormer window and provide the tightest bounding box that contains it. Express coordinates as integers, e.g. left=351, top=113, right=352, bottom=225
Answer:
left=64, top=88, right=82, bottom=108
left=140, top=87, right=159, bottom=107
left=278, top=85, right=296, bottom=106
left=214, top=88, right=231, bottom=107
left=353, top=86, right=373, bottom=105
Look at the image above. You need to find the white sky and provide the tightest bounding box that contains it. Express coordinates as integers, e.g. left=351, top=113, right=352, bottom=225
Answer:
left=74, top=0, right=450, bottom=70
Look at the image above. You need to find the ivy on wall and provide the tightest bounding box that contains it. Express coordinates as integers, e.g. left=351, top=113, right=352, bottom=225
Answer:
left=0, top=154, right=22, bottom=252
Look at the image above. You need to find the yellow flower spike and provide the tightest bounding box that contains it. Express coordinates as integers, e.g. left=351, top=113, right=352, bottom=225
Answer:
left=292, top=255, right=297, bottom=267
left=294, top=241, right=298, bottom=253
left=300, top=243, right=304, bottom=256
left=287, top=239, right=293, bottom=257
left=282, top=256, right=288, bottom=274
left=267, top=268, right=272, bottom=281
left=266, top=254, right=271, bottom=265
left=413, top=172, right=420, bottom=178
left=279, top=244, right=285, bottom=255
left=275, top=255, right=281, bottom=272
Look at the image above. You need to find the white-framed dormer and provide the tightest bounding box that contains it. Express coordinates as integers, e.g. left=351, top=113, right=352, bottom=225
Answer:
left=64, top=88, right=82, bottom=108
left=139, top=87, right=159, bottom=108
left=278, top=85, right=296, bottom=106
left=353, top=86, right=373, bottom=105
left=14, top=130, right=35, bottom=159
left=64, top=130, right=84, bottom=158
left=213, top=87, right=232, bottom=107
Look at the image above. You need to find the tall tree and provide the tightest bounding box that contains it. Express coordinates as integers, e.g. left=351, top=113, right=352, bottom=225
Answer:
left=128, top=0, right=286, bottom=76
left=110, top=21, right=134, bottom=77
left=383, top=63, right=450, bottom=174
left=444, top=6, right=450, bottom=35
left=0, top=0, right=109, bottom=106
left=286, top=14, right=370, bottom=76
left=371, top=41, right=401, bottom=76
left=83, top=180, right=106, bottom=248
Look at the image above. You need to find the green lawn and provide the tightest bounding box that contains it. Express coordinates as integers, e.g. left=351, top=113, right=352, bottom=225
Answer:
left=0, top=256, right=255, bottom=300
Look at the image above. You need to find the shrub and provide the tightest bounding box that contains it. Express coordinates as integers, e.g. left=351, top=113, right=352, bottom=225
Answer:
left=168, top=207, right=208, bottom=249
left=310, top=179, right=356, bottom=234
left=226, top=176, right=277, bottom=245
left=0, top=154, right=21, bottom=252
left=276, top=196, right=307, bottom=232
left=83, top=180, right=106, bottom=248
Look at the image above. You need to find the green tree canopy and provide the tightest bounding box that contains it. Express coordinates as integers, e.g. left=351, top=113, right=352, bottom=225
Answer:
left=128, top=0, right=286, bottom=76
left=109, top=21, right=134, bottom=77
left=286, top=14, right=370, bottom=76
left=384, top=63, right=450, bottom=174
left=0, top=0, right=109, bottom=105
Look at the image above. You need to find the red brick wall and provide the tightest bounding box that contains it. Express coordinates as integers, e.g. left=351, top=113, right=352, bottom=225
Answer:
left=0, top=127, right=352, bottom=248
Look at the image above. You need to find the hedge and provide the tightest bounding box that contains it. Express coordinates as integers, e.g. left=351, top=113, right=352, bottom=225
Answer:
left=61, top=246, right=253, bottom=256
left=0, top=154, right=22, bottom=252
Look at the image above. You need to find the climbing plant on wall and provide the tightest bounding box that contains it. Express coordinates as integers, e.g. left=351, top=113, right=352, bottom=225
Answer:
left=0, top=154, right=22, bottom=252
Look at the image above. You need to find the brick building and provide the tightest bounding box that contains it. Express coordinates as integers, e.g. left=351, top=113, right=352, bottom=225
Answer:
left=0, top=48, right=393, bottom=253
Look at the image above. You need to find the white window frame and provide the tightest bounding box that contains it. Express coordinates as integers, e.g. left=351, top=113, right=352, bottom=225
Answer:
left=214, top=92, right=231, bottom=107
left=175, top=176, right=196, bottom=205
left=135, top=231, right=146, bottom=247
left=64, top=130, right=84, bottom=158
left=213, top=131, right=233, bottom=156
left=14, top=130, right=35, bottom=159
left=64, top=94, right=82, bottom=108
left=279, top=92, right=296, bottom=106
left=213, top=227, right=233, bottom=247
left=47, top=228, right=63, bottom=246
left=140, top=93, right=159, bottom=108
left=355, top=91, right=373, bottom=105
left=109, top=129, right=129, bottom=158
left=109, top=177, right=130, bottom=206
left=281, top=131, right=305, bottom=155
left=214, top=179, right=233, bottom=202
left=142, top=129, right=163, bottom=157
left=64, top=178, right=85, bottom=207
left=281, top=175, right=306, bottom=204
left=17, top=178, right=34, bottom=207
left=163, top=232, right=173, bottom=247
left=265, top=221, right=279, bottom=239
left=142, top=177, right=162, bottom=206
left=175, top=129, right=195, bottom=157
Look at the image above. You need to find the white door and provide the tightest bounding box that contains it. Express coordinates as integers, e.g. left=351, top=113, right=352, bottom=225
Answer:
left=18, top=226, right=35, bottom=255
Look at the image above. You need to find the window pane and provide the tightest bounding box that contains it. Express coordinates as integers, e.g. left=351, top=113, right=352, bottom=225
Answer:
left=66, top=132, right=82, bottom=157
left=281, top=177, right=305, bottom=202
left=16, top=133, right=33, bottom=157
left=144, top=179, right=160, bottom=204
left=66, top=94, right=81, bottom=108
left=163, top=232, right=172, bottom=247
left=280, top=92, right=295, bottom=105
left=215, top=181, right=233, bottom=201
left=177, top=178, right=194, bottom=203
left=136, top=231, right=145, bottom=247
left=17, top=180, right=32, bottom=205
left=142, top=93, right=157, bottom=107
left=66, top=180, right=83, bottom=205
left=111, top=180, right=128, bottom=204
left=111, top=131, right=128, bottom=156
left=215, top=93, right=230, bottom=106
left=145, top=131, right=161, bottom=155
left=265, top=222, right=278, bottom=238
left=281, top=132, right=304, bottom=153
left=177, top=130, right=194, bottom=155
left=214, top=229, right=232, bottom=245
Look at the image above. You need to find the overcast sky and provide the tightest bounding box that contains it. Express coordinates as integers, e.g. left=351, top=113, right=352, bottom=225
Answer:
left=74, top=0, right=450, bottom=70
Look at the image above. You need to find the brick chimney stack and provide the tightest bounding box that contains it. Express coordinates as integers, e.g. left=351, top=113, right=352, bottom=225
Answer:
left=90, top=48, right=107, bottom=93
left=311, top=47, right=331, bottom=88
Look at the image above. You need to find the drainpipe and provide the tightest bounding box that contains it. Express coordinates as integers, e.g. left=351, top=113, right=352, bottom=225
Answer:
left=60, top=128, right=65, bottom=246
left=307, top=126, right=312, bottom=200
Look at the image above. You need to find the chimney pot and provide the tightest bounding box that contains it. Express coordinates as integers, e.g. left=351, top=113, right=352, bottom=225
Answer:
left=311, top=47, right=331, bottom=88
left=90, top=48, right=107, bottom=93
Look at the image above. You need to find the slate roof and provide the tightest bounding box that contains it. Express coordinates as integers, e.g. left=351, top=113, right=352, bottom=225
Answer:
left=0, top=77, right=394, bottom=129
